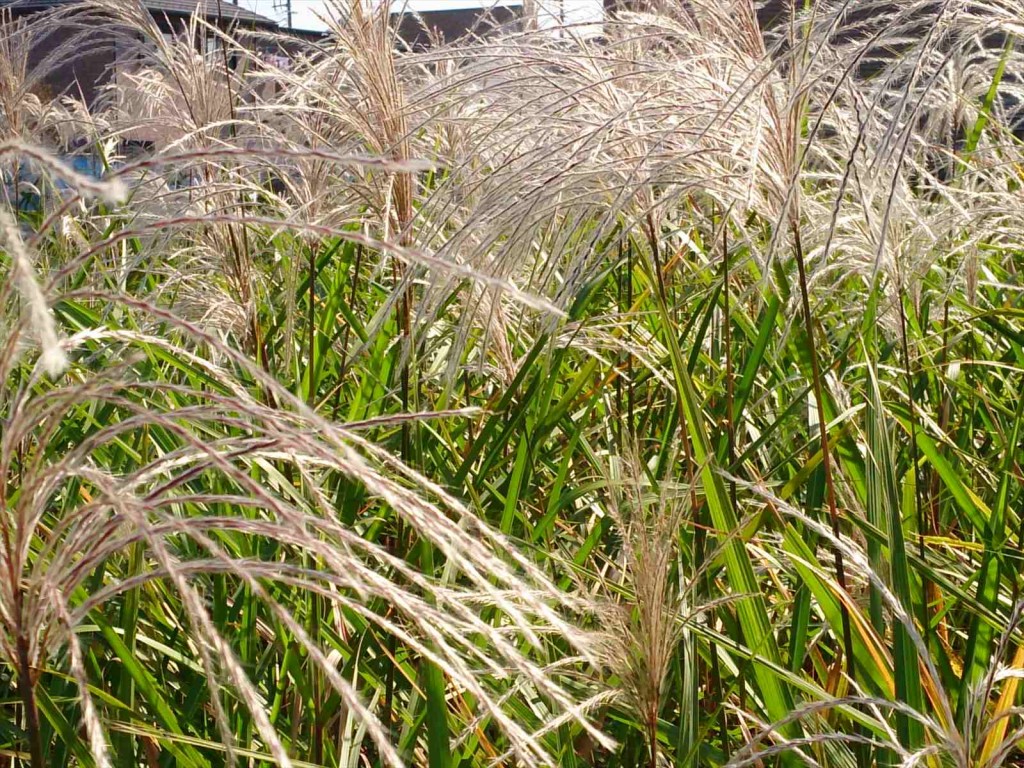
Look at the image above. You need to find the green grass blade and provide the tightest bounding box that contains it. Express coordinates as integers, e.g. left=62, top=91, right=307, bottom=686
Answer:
left=867, top=369, right=924, bottom=748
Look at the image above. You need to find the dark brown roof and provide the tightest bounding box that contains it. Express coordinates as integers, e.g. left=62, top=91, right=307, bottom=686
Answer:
left=0, top=0, right=277, bottom=26
left=392, top=5, right=521, bottom=51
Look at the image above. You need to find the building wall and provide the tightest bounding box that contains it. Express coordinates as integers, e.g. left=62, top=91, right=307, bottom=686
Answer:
left=17, top=8, right=270, bottom=108
left=17, top=16, right=116, bottom=106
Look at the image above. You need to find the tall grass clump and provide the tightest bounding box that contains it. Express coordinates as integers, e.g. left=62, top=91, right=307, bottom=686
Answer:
left=2, top=0, right=1024, bottom=765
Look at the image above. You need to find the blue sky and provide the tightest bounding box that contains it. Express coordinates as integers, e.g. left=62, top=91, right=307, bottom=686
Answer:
left=236, top=0, right=602, bottom=32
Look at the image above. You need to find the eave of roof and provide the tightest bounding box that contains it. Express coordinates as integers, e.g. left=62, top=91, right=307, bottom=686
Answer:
left=0, top=0, right=278, bottom=27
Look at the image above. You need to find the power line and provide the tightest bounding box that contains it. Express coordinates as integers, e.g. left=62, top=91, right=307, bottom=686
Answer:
left=272, top=0, right=293, bottom=27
